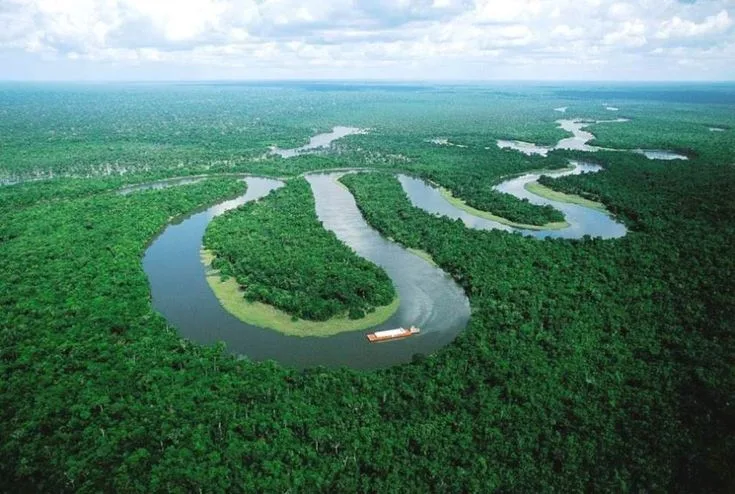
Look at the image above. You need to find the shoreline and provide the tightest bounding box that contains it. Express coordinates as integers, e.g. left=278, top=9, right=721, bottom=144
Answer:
left=407, top=247, right=437, bottom=267
left=524, top=182, right=610, bottom=214
left=438, top=187, right=570, bottom=231
left=200, top=249, right=401, bottom=338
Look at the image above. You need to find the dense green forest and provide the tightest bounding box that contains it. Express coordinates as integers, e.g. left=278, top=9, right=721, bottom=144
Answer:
left=339, top=132, right=575, bottom=226
left=1, top=83, right=734, bottom=492
left=341, top=165, right=734, bottom=492
left=204, top=178, right=395, bottom=321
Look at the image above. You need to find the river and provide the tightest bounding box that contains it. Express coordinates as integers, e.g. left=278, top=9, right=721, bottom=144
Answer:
left=141, top=123, right=633, bottom=369
left=497, top=118, right=688, bottom=160
left=398, top=161, right=627, bottom=239
left=143, top=174, right=470, bottom=369
left=270, top=126, right=367, bottom=158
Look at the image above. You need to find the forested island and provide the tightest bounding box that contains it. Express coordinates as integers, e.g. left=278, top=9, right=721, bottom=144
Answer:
left=203, top=178, right=397, bottom=333
left=438, top=173, right=567, bottom=227
left=0, top=82, right=733, bottom=493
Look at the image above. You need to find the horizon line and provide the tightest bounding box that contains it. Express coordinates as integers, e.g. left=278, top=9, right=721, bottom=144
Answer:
left=1, top=79, right=735, bottom=84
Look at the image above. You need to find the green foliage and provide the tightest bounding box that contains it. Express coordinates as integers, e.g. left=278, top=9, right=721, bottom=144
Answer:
left=338, top=131, right=573, bottom=226
left=0, top=83, right=587, bottom=229
left=586, top=109, right=735, bottom=165
left=341, top=167, right=735, bottom=493
left=1, top=83, right=734, bottom=493
left=204, top=178, right=395, bottom=321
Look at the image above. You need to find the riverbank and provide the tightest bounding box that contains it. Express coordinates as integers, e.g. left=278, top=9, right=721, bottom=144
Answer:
left=438, top=187, right=570, bottom=231
left=201, top=249, right=400, bottom=337
left=524, top=182, right=609, bottom=214
left=407, top=247, right=437, bottom=267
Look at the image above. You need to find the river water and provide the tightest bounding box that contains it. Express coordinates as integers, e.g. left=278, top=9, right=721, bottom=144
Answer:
left=270, top=126, right=366, bottom=158
left=399, top=161, right=627, bottom=240
left=141, top=122, right=634, bottom=369
left=143, top=174, right=470, bottom=369
left=497, top=119, right=688, bottom=160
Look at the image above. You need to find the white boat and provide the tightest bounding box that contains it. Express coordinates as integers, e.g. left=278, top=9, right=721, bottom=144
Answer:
left=366, top=326, right=420, bottom=343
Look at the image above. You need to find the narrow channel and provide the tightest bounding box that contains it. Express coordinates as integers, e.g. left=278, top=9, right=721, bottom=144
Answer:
left=399, top=161, right=628, bottom=239
left=496, top=118, right=688, bottom=160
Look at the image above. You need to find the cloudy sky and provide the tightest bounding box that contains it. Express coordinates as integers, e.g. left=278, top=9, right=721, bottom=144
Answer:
left=1, top=0, right=734, bottom=81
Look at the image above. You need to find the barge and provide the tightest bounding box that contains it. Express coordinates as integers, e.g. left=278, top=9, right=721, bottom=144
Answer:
left=366, top=326, right=420, bottom=343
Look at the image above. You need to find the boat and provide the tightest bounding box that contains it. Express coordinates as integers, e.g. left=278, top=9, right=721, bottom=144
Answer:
left=366, top=326, right=420, bottom=343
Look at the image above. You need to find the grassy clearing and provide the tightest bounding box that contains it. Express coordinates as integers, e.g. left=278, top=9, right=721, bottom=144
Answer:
left=525, top=182, right=610, bottom=214
left=438, top=187, right=570, bottom=231
left=201, top=250, right=400, bottom=337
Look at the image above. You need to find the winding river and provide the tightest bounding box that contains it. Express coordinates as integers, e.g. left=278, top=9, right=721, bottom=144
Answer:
left=400, top=161, right=627, bottom=239
left=270, top=126, right=367, bottom=158
left=140, top=121, right=635, bottom=369
left=144, top=174, right=470, bottom=369
left=497, top=118, right=689, bottom=160
left=0, top=116, right=704, bottom=368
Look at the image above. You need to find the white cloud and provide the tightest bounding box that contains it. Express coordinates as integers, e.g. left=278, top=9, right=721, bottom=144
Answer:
left=471, top=0, right=544, bottom=23
left=122, top=0, right=228, bottom=41
left=608, top=2, right=636, bottom=21
left=602, top=19, right=647, bottom=47
left=656, top=10, right=732, bottom=39
left=551, top=25, right=584, bottom=39
left=0, top=0, right=733, bottom=80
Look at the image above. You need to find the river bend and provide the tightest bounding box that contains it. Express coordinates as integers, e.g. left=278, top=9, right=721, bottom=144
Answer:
left=141, top=122, right=637, bottom=368
left=144, top=174, right=470, bottom=369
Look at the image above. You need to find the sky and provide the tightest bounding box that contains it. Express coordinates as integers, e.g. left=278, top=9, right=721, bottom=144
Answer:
left=0, top=0, right=734, bottom=81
